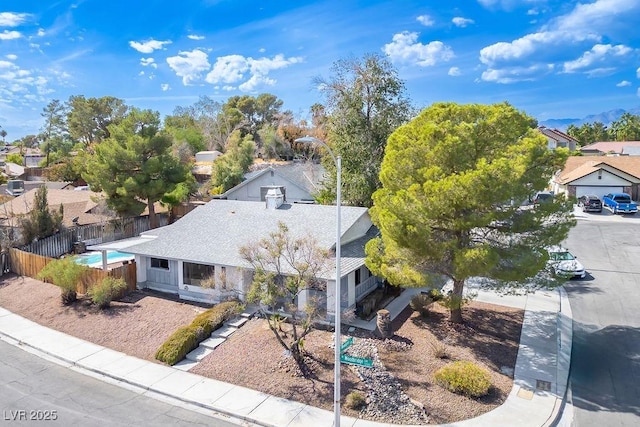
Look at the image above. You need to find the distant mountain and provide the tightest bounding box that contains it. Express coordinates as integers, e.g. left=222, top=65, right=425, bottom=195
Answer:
left=539, top=107, right=640, bottom=131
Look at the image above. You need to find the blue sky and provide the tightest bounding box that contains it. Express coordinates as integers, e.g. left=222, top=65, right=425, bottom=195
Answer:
left=1, top=0, right=640, bottom=141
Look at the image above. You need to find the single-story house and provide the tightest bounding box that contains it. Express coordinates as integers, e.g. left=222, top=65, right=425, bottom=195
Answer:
left=217, top=162, right=324, bottom=203
left=579, top=141, right=640, bottom=156
left=551, top=156, right=640, bottom=200
left=121, top=195, right=383, bottom=320
left=0, top=187, right=111, bottom=228
left=538, top=126, right=579, bottom=151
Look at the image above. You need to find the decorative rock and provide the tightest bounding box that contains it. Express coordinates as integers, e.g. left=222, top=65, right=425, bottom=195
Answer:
left=376, top=309, right=392, bottom=338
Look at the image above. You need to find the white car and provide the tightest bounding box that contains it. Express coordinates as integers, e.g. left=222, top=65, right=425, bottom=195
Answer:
left=547, top=246, right=586, bottom=279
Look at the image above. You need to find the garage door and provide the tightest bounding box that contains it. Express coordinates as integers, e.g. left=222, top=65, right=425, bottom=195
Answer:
left=575, top=186, right=623, bottom=199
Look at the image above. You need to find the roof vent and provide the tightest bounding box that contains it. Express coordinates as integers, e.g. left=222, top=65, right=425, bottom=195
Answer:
left=265, top=188, right=284, bottom=210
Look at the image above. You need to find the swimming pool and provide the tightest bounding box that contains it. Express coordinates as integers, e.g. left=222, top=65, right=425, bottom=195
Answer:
left=76, top=250, right=134, bottom=267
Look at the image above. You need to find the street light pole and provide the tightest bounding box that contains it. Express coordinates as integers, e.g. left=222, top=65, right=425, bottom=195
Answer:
left=295, top=136, right=342, bottom=427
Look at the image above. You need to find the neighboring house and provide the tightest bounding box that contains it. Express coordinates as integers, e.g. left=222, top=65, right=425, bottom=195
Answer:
left=551, top=156, right=640, bottom=200
left=219, top=162, right=324, bottom=203
left=121, top=197, right=383, bottom=320
left=0, top=187, right=110, bottom=229
left=538, top=126, right=579, bottom=151
left=4, top=162, right=25, bottom=180
left=579, top=141, right=640, bottom=156
left=24, top=153, right=46, bottom=168
left=192, top=151, right=223, bottom=183
left=0, top=180, right=73, bottom=197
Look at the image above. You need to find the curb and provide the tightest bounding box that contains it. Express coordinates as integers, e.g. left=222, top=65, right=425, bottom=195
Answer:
left=544, top=286, right=573, bottom=427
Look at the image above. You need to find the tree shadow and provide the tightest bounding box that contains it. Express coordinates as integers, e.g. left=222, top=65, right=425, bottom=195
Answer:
left=570, top=321, right=640, bottom=417
left=416, top=304, right=524, bottom=372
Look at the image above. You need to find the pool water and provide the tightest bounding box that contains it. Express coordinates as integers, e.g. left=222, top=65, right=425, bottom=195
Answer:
left=76, top=251, right=134, bottom=266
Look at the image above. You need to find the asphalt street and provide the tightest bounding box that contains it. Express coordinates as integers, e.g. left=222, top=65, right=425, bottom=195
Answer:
left=563, top=216, right=640, bottom=427
left=0, top=339, right=246, bottom=427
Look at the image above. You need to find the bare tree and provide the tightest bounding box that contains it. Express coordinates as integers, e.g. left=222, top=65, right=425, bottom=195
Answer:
left=239, top=222, right=329, bottom=373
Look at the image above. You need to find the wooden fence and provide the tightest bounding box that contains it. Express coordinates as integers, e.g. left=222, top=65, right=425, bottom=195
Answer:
left=8, top=248, right=137, bottom=295
left=19, top=214, right=169, bottom=259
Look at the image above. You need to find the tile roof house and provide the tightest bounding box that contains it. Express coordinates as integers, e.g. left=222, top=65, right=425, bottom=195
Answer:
left=0, top=187, right=111, bottom=228
left=551, top=156, right=640, bottom=200
left=538, top=126, right=579, bottom=151
left=579, top=141, right=640, bottom=156
left=121, top=198, right=383, bottom=320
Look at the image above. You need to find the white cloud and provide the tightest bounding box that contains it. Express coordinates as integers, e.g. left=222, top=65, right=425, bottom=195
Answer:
left=448, top=67, right=461, bottom=76
left=0, top=30, right=21, bottom=40
left=166, top=49, right=210, bottom=85
left=5, top=54, right=17, bottom=60
left=37, top=28, right=45, bottom=37
left=481, top=63, right=554, bottom=83
left=383, top=31, right=454, bottom=67
left=563, top=44, right=632, bottom=73
left=205, top=53, right=302, bottom=91
left=417, top=15, right=434, bottom=27
left=0, top=12, right=30, bottom=27
left=617, top=80, right=631, bottom=87
left=187, top=34, right=205, bottom=41
left=452, top=17, right=474, bottom=28
left=140, top=57, right=157, bottom=68
left=0, top=60, right=16, bottom=69
left=206, top=55, right=248, bottom=84
left=161, top=83, right=170, bottom=91
left=129, top=39, right=172, bottom=54
left=637, top=67, right=640, bottom=78
left=480, top=0, right=640, bottom=67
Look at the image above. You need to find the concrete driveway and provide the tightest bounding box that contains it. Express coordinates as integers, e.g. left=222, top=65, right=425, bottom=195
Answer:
left=561, top=218, right=640, bottom=427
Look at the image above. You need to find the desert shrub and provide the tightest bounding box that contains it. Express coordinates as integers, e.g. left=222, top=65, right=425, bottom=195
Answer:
left=154, top=326, right=199, bottom=366
left=88, top=277, right=127, bottom=309
left=428, top=338, right=449, bottom=359
left=37, top=257, right=90, bottom=305
left=155, top=301, right=242, bottom=365
left=345, top=391, right=367, bottom=410
left=434, top=361, right=492, bottom=398
left=409, top=293, right=433, bottom=317
left=427, top=288, right=443, bottom=301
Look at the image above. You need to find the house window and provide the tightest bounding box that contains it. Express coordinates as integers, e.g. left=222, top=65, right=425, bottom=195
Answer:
left=150, top=258, right=169, bottom=270
left=183, top=262, right=215, bottom=287
left=355, top=268, right=361, bottom=286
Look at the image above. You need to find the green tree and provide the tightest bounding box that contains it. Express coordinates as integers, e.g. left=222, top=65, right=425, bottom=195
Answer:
left=366, top=102, right=575, bottom=324
left=37, top=257, right=90, bottom=305
left=0, top=126, right=7, bottom=143
left=566, top=122, right=612, bottom=146
left=6, top=153, right=23, bottom=165
left=83, top=108, right=190, bottom=228
left=41, top=99, right=69, bottom=166
left=240, top=222, right=329, bottom=371
left=224, top=93, right=283, bottom=137
left=610, top=113, right=640, bottom=141
left=315, top=53, right=413, bottom=207
left=209, top=130, right=255, bottom=194
left=164, top=113, right=205, bottom=155
left=19, top=186, right=64, bottom=244
left=67, top=95, right=128, bottom=147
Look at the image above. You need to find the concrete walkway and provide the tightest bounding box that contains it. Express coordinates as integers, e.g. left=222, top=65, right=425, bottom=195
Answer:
left=0, top=284, right=572, bottom=427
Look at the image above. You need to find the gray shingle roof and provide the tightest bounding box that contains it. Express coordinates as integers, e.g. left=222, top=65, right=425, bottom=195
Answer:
left=123, top=199, right=371, bottom=279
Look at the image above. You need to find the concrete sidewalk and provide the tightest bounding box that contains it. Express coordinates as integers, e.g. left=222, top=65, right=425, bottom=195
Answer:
left=0, top=285, right=572, bottom=427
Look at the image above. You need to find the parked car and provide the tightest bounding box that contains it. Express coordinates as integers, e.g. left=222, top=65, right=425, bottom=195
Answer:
left=602, top=193, right=638, bottom=214
left=578, top=194, right=602, bottom=213
left=533, top=191, right=554, bottom=205
left=547, top=246, right=586, bottom=279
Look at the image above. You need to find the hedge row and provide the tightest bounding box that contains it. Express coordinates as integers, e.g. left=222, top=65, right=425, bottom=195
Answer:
left=155, top=301, right=242, bottom=365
